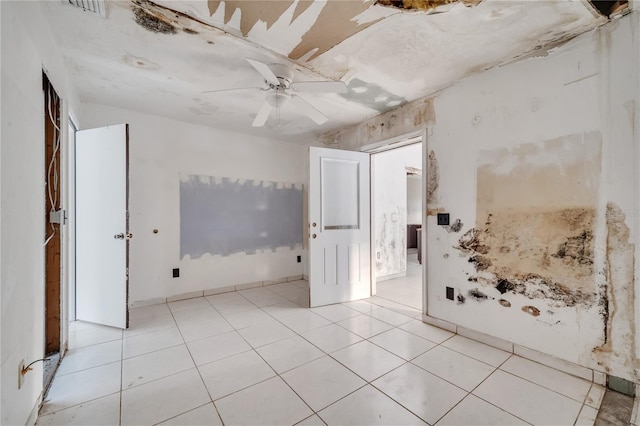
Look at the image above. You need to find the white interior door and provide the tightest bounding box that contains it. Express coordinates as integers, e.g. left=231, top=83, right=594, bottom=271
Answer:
left=75, top=124, right=129, bottom=329
left=309, top=146, right=371, bottom=307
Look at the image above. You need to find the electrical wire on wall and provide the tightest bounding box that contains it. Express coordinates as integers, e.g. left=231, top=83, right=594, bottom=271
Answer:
left=44, top=84, right=61, bottom=247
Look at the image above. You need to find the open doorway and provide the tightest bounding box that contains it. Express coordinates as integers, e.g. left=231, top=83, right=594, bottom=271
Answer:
left=369, top=139, right=423, bottom=310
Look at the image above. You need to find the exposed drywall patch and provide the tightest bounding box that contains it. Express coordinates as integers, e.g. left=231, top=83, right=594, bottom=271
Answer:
left=207, top=1, right=295, bottom=36
left=291, top=0, right=315, bottom=23
left=456, top=133, right=603, bottom=311
left=180, top=175, right=303, bottom=259
left=342, top=79, right=406, bottom=113
left=289, top=1, right=384, bottom=61
left=593, top=202, right=636, bottom=375
left=132, top=1, right=177, bottom=34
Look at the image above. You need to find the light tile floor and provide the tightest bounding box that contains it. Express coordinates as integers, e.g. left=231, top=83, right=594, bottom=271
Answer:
left=376, top=252, right=422, bottom=310
left=38, top=280, right=603, bottom=425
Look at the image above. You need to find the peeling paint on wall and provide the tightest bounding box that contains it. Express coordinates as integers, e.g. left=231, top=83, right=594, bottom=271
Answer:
left=180, top=175, right=303, bottom=259
left=456, top=133, right=603, bottom=313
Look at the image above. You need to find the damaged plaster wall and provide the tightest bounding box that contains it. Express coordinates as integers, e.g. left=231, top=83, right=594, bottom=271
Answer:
left=426, top=12, right=639, bottom=382
left=372, top=143, right=422, bottom=279
left=78, top=103, right=306, bottom=304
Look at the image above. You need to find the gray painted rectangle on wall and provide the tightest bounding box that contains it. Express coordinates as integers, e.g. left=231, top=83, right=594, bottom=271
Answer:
left=180, top=175, right=303, bottom=259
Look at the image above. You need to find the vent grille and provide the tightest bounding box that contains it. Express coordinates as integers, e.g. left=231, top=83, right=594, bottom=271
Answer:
left=64, top=0, right=106, bottom=17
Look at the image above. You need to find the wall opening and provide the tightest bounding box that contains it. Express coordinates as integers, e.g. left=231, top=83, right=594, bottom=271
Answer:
left=589, top=0, right=628, bottom=17
left=43, top=72, right=63, bottom=389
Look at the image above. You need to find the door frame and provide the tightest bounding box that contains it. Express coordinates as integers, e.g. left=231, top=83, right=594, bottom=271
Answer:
left=360, top=130, right=427, bottom=314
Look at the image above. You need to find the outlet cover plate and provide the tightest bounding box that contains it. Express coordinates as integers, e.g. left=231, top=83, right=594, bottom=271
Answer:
left=437, top=213, right=450, bottom=226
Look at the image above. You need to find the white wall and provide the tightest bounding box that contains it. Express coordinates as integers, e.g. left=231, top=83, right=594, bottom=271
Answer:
left=79, top=104, right=307, bottom=305
left=372, top=143, right=422, bottom=279
left=1, top=2, right=80, bottom=424
left=426, top=13, right=640, bottom=382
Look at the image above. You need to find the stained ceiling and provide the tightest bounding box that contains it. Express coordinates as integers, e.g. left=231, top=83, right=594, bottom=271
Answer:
left=43, top=0, right=610, bottom=142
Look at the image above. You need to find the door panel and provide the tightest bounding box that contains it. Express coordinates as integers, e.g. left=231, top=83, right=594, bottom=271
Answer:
left=309, top=147, right=370, bottom=307
left=75, top=124, right=129, bottom=329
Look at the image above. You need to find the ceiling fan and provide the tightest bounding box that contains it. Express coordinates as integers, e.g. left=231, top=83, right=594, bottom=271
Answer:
left=203, top=58, right=348, bottom=127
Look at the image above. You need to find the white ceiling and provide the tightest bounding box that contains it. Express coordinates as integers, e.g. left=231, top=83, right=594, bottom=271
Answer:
left=44, top=0, right=606, bottom=142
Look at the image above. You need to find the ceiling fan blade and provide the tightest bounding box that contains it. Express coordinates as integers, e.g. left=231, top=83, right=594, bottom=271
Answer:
left=202, top=87, right=263, bottom=94
left=252, top=100, right=272, bottom=127
left=246, top=58, right=280, bottom=87
left=290, top=81, right=348, bottom=94
left=291, top=95, right=328, bottom=125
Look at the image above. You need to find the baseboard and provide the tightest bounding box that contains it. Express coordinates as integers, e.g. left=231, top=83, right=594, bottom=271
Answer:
left=286, top=275, right=304, bottom=282
left=131, top=276, right=307, bottom=308
left=130, top=297, right=166, bottom=308
left=235, top=281, right=263, bottom=291
left=204, top=285, right=236, bottom=296
left=166, top=290, right=204, bottom=303
left=422, top=314, right=607, bottom=384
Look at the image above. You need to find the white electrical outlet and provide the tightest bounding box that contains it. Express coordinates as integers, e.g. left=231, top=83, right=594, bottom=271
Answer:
left=18, top=359, right=25, bottom=390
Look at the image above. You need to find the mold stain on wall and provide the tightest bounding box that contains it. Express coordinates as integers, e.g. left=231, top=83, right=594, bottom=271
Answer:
left=426, top=150, right=439, bottom=215
left=375, top=206, right=407, bottom=276
left=180, top=175, right=303, bottom=259
left=457, top=132, right=603, bottom=315
left=132, top=0, right=177, bottom=34
left=132, top=0, right=212, bottom=35
left=593, top=202, right=636, bottom=373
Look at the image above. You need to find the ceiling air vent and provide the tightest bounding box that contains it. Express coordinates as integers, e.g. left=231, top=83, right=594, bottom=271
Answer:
left=64, top=0, right=106, bottom=18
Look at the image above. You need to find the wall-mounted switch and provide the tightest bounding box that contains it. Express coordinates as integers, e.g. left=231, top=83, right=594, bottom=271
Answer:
left=297, top=255, right=301, bottom=263
left=446, top=286, right=454, bottom=300
left=437, top=213, right=450, bottom=226
left=172, top=268, right=180, bottom=278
